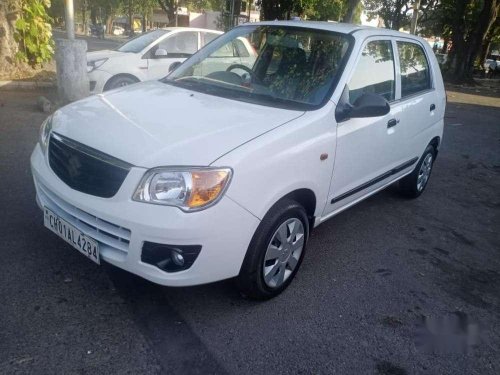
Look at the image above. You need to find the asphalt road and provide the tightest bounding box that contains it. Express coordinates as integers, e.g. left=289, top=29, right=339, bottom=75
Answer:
left=0, top=89, right=499, bottom=375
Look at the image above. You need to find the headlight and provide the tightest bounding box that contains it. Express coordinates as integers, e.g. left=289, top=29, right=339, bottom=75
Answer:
left=39, top=115, right=53, bottom=153
left=133, top=168, right=232, bottom=212
left=87, top=58, right=108, bottom=73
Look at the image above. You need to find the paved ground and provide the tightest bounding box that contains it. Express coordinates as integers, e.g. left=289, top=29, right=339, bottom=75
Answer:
left=0, top=88, right=499, bottom=375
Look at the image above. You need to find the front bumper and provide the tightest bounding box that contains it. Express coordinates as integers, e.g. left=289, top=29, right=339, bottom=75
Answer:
left=88, top=69, right=112, bottom=94
left=31, top=144, right=260, bottom=286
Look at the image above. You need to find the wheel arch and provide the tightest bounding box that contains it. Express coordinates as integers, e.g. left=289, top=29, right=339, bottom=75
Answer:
left=428, top=136, right=441, bottom=158
left=271, top=188, right=317, bottom=230
left=429, top=136, right=440, bottom=148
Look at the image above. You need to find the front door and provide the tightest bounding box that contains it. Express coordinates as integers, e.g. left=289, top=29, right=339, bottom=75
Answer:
left=146, top=31, right=199, bottom=80
left=324, top=38, right=405, bottom=216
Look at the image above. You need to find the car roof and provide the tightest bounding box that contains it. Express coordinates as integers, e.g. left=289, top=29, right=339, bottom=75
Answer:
left=161, top=27, right=223, bottom=34
left=240, top=21, right=425, bottom=42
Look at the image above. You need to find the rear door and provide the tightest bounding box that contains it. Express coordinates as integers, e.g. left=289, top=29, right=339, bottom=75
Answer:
left=393, top=39, right=442, bottom=159
left=325, top=38, right=406, bottom=215
left=146, top=31, right=199, bottom=80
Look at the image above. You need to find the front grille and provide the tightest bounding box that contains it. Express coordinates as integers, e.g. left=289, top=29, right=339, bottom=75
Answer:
left=37, top=180, right=131, bottom=258
left=49, top=133, right=132, bottom=198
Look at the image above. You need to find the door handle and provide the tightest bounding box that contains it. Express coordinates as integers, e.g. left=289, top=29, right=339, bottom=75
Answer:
left=387, top=118, right=399, bottom=128
left=430, top=104, right=436, bottom=111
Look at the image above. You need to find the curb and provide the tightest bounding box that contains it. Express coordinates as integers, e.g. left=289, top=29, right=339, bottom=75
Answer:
left=0, top=80, right=56, bottom=90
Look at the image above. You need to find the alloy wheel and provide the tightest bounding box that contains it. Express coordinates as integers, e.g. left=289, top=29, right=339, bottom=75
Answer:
left=417, top=153, right=433, bottom=191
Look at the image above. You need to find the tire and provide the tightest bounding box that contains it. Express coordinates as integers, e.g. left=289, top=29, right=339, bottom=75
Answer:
left=104, top=75, right=139, bottom=91
left=237, top=199, right=309, bottom=300
left=398, top=145, right=436, bottom=198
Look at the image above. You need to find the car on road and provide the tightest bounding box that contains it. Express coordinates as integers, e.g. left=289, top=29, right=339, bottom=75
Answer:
left=112, top=25, right=125, bottom=36
left=32, top=21, right=445, bottom=299
left=86, top=27, right=257, bottom=94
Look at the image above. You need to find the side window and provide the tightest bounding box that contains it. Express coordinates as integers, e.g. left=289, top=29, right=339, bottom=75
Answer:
left=348, top=40, right=395, bottom=103
left=158, top=32, right=198, bottom=57
left=234, top=39, right=250, bottom=57
left=202, top=32, right=237, bottom=58
left=397, top=41, right=431, bottom=97
left=209, top=42, right=237, bottom=58
left=201, top=32, right=219, bottom=47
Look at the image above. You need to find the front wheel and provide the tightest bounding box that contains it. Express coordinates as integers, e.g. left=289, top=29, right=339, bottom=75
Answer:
left=237, top=199, right=309, bottom=300
left=398, top=145, right=436, bottom=198
left=104, top=75, right=139, bottom=91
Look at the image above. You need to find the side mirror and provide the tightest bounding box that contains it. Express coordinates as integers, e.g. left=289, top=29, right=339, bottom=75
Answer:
left=349, top=93, right=390, bottom=118
left=168, top=61, right=182, bottom=73
left=154, top=48, right=168, bottom=58
left=335, top=85, right=390, bottom=122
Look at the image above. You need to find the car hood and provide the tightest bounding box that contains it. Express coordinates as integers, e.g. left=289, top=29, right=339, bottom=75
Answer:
left=51, top=81, right=305, bottom=168
left=86, top=50, right=129, bottom=61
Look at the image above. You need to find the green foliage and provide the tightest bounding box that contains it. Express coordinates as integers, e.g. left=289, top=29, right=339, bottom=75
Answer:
left=259, top=0, right=350, bottom=21
left=363, top=0, right=412, bottom=30
left=185, top=0, right=224, bottom=12
left=14, top=0, right=54, bottom=66
left=303, top=0, right=346, bottom=21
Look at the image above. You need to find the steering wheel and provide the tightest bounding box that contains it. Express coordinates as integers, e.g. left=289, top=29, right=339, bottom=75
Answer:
left=226, top=64, right=262, bottom=84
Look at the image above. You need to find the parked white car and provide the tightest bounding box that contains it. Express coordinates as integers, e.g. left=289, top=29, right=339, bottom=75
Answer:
left=112, top=25, right=125, bottom=36
left=32, top=21, right=445, bottom=299
left=86, top=27, right=256, bottom=93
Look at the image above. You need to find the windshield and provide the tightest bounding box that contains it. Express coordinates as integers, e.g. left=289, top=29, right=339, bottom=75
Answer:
left=117, top=30, right=170, bottom=53
left=165, top=25, right=352, bottom=109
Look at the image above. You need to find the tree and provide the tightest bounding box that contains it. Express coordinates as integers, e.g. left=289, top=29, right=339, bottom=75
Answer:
left=157, top=0, right=175, bottom=25
left=364, top=0, right=412, bottom=30
left=259, top=0, right=357, bottom=22
left=14, top=0, right=54, bottom=66
left=304, top=0, right=345, bottom=21
left=185, top=0, right=224, bottom=11
left=259, top=0, right=300, bottom=20
left=136, top=0, right=157, bottom=32
left=479, top=17, right=500, bottom=64
left=342, top=0, right=361, bottom=23
left=0, top=0, right=19, bottom=75
left=446, top=0, right=499, bottom=82
left=1, top=0, right=53, bottom=76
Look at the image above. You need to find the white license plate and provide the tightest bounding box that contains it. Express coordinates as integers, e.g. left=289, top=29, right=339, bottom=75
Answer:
left=44, top=207, right=100, bottom=264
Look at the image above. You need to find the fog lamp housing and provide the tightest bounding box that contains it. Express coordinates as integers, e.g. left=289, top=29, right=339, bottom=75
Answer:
left=141, top=242, right=201, bottom=272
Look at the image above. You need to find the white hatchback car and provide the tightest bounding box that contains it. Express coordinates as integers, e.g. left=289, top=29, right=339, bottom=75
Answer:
left=86, top=27, right=257, bottom=94
left=32, top=22, right=445, bottom=299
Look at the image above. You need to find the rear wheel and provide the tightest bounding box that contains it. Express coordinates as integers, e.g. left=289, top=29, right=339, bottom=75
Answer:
left=104, top=75, right=139, bottom=91
left=237, top=199, right=309, bottom=300
left=399, top=145, right=436, bottom=198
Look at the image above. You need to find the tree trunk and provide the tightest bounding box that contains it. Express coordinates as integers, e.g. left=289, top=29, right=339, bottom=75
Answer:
left=479, top=39, right=491, bottom=66
left=158, top=0, right=175, bottom=26
left=391, top=0, right=404, bottom=30
left=128, top=0, right=134, bottom=35
left=0, top=0, right=20, bottom=77
left=261, top=0, right=283, bottom=21
left=106, top=15, right=113, bottom=35
left=410, top=0, right=421, bottom=34
left=342, top=0, right=361, bottom=23
left=449, top=0, right=498, bottom=82
left=82, top=1, right=87, bottom=35
left=441, top=38, right=449, bottom=54
left=90, top=7, right=97, bottom=25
